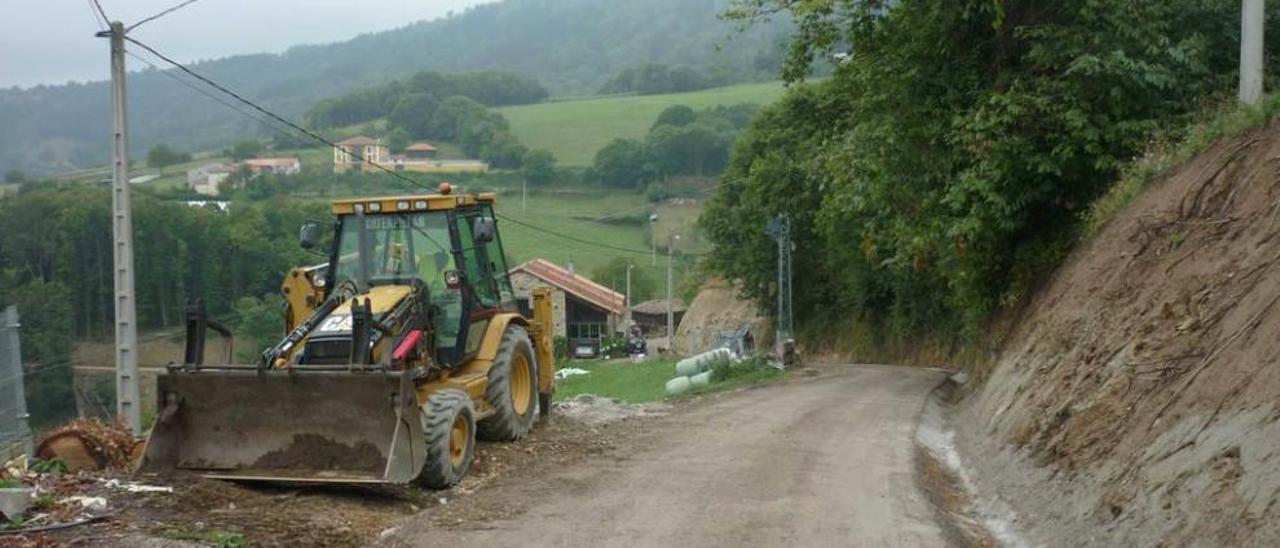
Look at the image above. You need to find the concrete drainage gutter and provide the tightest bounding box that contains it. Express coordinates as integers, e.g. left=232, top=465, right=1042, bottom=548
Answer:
left=914, top=372, right=1031, bottom=548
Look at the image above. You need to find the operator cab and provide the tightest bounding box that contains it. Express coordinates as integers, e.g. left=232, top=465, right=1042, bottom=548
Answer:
left=300, top=189, right=516, bottom=367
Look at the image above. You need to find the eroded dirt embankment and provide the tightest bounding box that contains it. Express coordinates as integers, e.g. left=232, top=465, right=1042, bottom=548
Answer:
left=954, top=124, right=1280, bottom=546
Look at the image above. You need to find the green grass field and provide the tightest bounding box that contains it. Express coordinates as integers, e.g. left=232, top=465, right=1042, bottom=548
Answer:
left=492, top=189, right=652, bottom=275
left=554, top=359, right=675, bottom=402
left=499, top=81, right=788, bottom=166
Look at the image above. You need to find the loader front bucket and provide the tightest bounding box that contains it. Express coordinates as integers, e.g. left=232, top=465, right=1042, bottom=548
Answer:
left=138, top=367, right=426, bottom=484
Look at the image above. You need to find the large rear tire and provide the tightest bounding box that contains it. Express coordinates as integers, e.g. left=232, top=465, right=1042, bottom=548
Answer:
left=477, top=325, right=538, bottom=441
left=416, top=389, right=475, bottom=489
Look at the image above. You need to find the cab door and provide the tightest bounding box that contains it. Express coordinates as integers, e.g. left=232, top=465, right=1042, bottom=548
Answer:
left=450, top=206, right=514, bottom=362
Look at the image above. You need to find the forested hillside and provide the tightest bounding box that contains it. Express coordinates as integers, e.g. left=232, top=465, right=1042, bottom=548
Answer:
left=0, top=0, right=789, bottom=176
left=704, top=0, right=1280, bottom=346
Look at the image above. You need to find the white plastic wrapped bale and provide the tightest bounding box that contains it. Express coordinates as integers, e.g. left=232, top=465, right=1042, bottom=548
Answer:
left=665, top=376, right=693, bottom=396
left=690, top=371, right=713, bottom=388
left=674, top=348, right=732, bottom=377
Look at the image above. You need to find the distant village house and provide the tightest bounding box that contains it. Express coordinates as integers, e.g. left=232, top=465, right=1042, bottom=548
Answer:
left=243, top=157, right=301, bottom=176
left=403, top=141, right=438, bottom=160
left=333, top=136, right=390, bottom=173
left=186, top=162, right=236, bottom=196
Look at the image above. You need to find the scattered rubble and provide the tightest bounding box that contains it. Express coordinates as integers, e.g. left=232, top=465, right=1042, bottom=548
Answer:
left=551, top=394, right=670, bottom=426
left=554, top=367, right=590, bottom=379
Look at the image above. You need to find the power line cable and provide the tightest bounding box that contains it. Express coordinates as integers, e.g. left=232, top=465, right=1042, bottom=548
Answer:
left=121, top=36, right=434, bottom=193
left=127, top=0, right=204, bottom=31
left=86, top=0, right=109, bottom=29
left=120, top=38, right=714, bottom=259
left=496, top=213, right=706, bottom=257
left=90, top=0, right=110, bottom=25
left=124, top=49, right=302, bottom=140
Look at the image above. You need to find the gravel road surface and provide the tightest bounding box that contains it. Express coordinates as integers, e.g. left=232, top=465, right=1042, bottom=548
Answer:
left=382, top=364, right=950, bottom=548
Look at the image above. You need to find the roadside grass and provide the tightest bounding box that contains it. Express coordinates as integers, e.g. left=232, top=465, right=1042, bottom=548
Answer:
left=499, top=81, right=788, bottom=166
left=555, top=359, right=674, bottom=403
left=554, top=357, right=785, bottom=403
left=1086, top=93, right=1280, bottom=237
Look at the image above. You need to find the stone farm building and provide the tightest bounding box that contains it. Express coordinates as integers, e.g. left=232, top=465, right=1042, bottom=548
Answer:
left=509, top=259, right=624, bottom=346
left=630, top=298, right=687, bottom=337
left=186, top=162, right=236, bottom=196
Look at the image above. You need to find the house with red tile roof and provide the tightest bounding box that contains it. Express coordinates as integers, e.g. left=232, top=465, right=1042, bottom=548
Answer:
left=509, top=258, right=624, bottom=345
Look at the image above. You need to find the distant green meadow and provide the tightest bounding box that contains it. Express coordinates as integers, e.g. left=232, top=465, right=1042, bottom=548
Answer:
left=500, top=81, right=788, bottom=166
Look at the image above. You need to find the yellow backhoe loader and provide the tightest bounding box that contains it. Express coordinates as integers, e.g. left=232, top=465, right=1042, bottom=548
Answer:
left=139, top=185, right=556, bottom=488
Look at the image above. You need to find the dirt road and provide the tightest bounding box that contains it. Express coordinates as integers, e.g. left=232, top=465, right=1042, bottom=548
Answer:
left=382, top=365, right=950, bottom=547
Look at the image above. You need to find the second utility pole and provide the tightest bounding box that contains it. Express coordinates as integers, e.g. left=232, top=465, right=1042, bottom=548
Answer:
left=101, top=21, right=142, bottom=437
left=1241, top=0, right=1266, bottom=105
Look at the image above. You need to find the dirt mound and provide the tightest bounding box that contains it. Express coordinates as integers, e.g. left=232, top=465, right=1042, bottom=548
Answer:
left=672, top=278, right=767, bottom=356
left=552, top=394, right=670, bottom=425
left=954, top=124, right=1280, bottom=546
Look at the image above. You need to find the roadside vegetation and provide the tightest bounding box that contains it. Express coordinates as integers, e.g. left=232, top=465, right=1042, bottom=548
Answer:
left=704, top=0, right=1275, bottom=350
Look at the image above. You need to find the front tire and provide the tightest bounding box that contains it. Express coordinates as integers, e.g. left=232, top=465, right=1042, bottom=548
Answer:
left=477, top=325, right=538, bottom=441
left=416, top=389, right=475, bottom=489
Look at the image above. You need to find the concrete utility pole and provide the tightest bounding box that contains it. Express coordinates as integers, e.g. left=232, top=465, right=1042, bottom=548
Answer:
left=625, top=262, right=632, bottom=330
left=649, top=213, right=659, bottom=267
left=666, top=234, right=679, bottom=352
left=766, top=216, right=793, bottom=349
left=101, top=21, right=142, bottom=437
left=1241, top=0, right=1266, bottom=105
left=2, top=306, right=33, bottom=457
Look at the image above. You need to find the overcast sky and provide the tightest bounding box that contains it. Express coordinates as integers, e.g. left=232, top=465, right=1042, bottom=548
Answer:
left=0, top=0, right=491, bottom=89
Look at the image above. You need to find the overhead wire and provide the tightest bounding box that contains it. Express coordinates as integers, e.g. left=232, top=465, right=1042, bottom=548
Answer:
left=116, top=36, right=727, bottom=259
left=127, top=0, right=204, bottom=31
left=90, top=0, right=110, bottom=25
left=121, top=36, right=435, bottom=193
left=124, top=50, right=303, bottom=139
left=86, top=0, right=109, bottom=29
left=496, top=213, right=707, bottom=257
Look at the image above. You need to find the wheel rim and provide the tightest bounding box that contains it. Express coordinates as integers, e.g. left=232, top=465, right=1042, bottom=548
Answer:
left=511, top=353, right=533, bottom=415
left=449, top=413, right=468, bottom=468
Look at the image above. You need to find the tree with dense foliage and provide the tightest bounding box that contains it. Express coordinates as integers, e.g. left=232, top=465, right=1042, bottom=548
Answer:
left=388, top=93, right=441, bottom=139
left=385, top=127, right=412, bottom=153
left=521, top=149, right=558, bottom=186
left=592, top=257, right=657, bottom=302
left=591, top=103, right=759, bottom=185
left=652, top=105, right=698, bottom=129
left=146, top=144, right=190, bottom=175
left=308, top=71, right=546, bottom=130
left=227, top=140, right=265, bottom=161
left=593, top=139, right=655, bottom=188
left=4, top=169, right=25, bottom=183
left=706, top=0, right=1260, bottom=339
left=600, top=64, right=722, bottom=95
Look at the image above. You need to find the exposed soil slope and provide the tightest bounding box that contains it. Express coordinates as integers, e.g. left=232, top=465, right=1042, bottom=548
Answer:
left=955, top=124, right=1280, bottom=546
left=673, top=278, right=767, bottom=355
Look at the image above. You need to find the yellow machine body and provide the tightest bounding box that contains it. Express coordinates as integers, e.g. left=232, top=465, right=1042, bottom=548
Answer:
left=139, top=191, right=557, bottom=485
